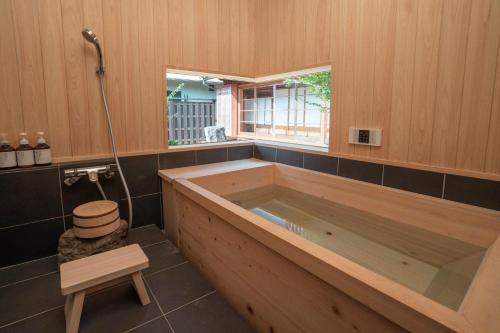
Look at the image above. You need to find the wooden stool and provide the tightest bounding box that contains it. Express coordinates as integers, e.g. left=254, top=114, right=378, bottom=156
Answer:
left=60, top=244, right=150, bottom=333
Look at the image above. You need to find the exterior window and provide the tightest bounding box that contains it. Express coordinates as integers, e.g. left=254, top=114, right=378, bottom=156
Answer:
left=237, top=70, right=331, bottom=147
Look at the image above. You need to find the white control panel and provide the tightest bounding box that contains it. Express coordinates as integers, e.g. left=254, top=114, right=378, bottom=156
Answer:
left=348, top=127, right=382, bottom=146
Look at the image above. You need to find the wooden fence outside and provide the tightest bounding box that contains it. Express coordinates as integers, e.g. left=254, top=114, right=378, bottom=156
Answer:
left=168, top=101, right=216, bottom=145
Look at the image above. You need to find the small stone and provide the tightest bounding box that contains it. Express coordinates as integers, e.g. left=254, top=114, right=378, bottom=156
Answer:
left=57, top=220, right=128, bottom=266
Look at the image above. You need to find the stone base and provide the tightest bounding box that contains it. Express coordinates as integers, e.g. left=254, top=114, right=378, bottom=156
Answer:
left=58, top=220, right=128, bottom=265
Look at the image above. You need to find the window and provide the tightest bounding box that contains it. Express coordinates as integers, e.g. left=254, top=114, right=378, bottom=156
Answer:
left=166, top=71, right=250, bottom=146
left=238, top=69, right=331, bottom=147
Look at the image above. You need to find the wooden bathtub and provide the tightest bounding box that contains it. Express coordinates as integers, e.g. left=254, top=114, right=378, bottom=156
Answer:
left=159, top=159, right=500, bottom=333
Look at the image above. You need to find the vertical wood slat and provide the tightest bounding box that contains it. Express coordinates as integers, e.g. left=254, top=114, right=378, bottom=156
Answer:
left=60, top=0, right=92, bottom=155
left=407, top=0, right=443, bottom=164
left=388, top=0, right=419, bottom=162
left=82, top=0, right=110, bottom=155
left=456, top=0, right=500, bottom=170
left=430, top=0, right=472, bottom=168
left=0, top=0, right=24, bottom=142
left=485, top=47, right=500, bottom=174
left=12, top=0, right=48, bottom=144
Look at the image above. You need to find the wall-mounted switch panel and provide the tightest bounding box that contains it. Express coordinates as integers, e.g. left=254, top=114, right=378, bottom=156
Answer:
left=348, top=127, right=382, bottom=146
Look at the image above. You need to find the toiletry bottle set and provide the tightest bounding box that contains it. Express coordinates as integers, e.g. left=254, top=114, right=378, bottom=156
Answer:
left=0, top=132, right=52, bottom=169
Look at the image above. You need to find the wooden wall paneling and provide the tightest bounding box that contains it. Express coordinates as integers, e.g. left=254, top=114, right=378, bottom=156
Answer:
left=387, top=0, right=418, bottom=162
left=328, top=0, right=344, bottom=153
left=153, top=0, right=168, bottom=147
left=206, top=0, right=220, bottom=72
left=38, top=0, right=72, bottom=158
left=456, top=0, right=500, bottom=171
left=60, top=0, right=92, bottom=155
left=0, top=0, right=24, bottom=143
left=167, top=0, right=183, bottom=67
left=102, top=0, right=127, bottom=152
left=82, top=0, right=110, bottom=155
left=314, top=0, right=331, bottom=66
left=485, top=46, right=500, bottom=174
left=370, top=0, right=397, bottom=159
left=430, top=0, right=472, bottom=168
left=238, top=0, right=255, bottom=76
left=194, top=0, right=208, bottom=71
left=353, top=0, right=377, bottom=157
left=291, top=0, right=306, bottom=71
left=181, top=0, right=196, bottom=69
left=218, top=0, right=240, bottom=74
left=139, top=0, right=159, bottom=150
left=121, top=0, right=142, bottom=151
left=304, top=0, right=331, bottom=68
left=254, top=0, right=270, bottom=76
left=11, top=0, right=49, bottom=144
left=407, top=0, right=443, bottom=164
left=337, top=0, right=357, bottom=155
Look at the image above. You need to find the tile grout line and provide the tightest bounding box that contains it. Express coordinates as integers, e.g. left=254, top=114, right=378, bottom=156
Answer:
left=381, top=165, right=385, bottom=186
left=0, top=216, right=65, bottom=231
left=0, top=254, right=57, bottom=271
left=143, top=261, right=189, bottom=278
left=0, top=270, right=58, bottom=290
left=57, top=164, right=67, bottom=230
left=336, top=157, right=340, bottom=175
left=163, top=316, right=176, bottom=333
left=163, top=290, right=217, bottom=316
left=0, top=304, right=64, bottom=330
left=121, top=314, right=164, bottom=333
left=441, top=174, right=447, bottom=199
left=140, top=239, right=170, bottom=249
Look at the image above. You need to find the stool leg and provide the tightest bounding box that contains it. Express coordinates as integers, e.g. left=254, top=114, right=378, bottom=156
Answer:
left=65, top=291, right=85, bottom=333
left=131, top=272, right=150, bottom=305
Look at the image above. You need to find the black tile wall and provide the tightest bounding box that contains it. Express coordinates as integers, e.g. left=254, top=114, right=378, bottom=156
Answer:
left=196, top=148, right=228, bottom=165
left=303, top=153, right=338, bottom=175
left=444, top=175, right=500, bottom=211
left=0, top=218, right=64, bottom=267
left=119, top=154, right=160, bottom=198
left=0, top=167, right=62, bottom=228
left=276, top=149, right=303, bottom=167
left=338, top=158, right=383, bottom=184
left=159, top=151, right=196, bottom=169
left=119, top=193, right=163, bottom=229
left=254, top=145, right=277, bottom=162
left=383, top=166, right=444, bottom=198
left=228, top=145, right=253, bottom=161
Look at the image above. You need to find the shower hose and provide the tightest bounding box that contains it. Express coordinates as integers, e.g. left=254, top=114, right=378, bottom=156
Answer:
left=98, top=75, right=133, bottom=232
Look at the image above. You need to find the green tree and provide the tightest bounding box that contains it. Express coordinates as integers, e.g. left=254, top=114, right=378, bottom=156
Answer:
left=167, top=82, right=185, bottom=102
left=283, top=71, right=331, bottom=111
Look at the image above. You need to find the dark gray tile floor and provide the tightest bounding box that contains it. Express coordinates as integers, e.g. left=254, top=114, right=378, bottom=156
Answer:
left=0, top=225, right=253, bottom=333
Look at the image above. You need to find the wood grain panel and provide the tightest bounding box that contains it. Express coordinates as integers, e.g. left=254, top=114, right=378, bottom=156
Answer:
left=180, top=0, right=195, bottom=69
left=408, top=0, right=443, bottom=164
left=61, top=0, right=92, bottom=155
left=485, top=48, right=500, bottom=174
left=388, top=0, right=418, bottom=162
left=206, top=0, right=220, bottom=72
left=0, top=0, right=24, bottom=141
left=82, top=0, right=110, bottom=155
left=12, top=0, right=48, bottom=144
left=456, top=0, right=500, bottom=170
left=166, top=0, right=183, bottom=67
left=370, top=0, right=397, bottom=159
left=431, top=0, right=472, bottom=168
left=102, top=0, right=127, bottom=152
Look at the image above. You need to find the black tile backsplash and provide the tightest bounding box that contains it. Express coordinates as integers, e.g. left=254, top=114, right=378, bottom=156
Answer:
left=0, top=168, right=62, bottom=228
left=228, top=145, right=253, bottom=161
left=196, top=148, right=228, bottom=165
left=383, top=166, right=444, bottom=198
left=119, top=154, right=159, bottom=198
left=338, top=158, right=383, bottom=184
left=254, top=145, right=276, bottom=162
left=277, top=149, right=303, bottom=167
left=0, top=218, right=64, bottom=267
left=159, top=151, right=196, bottom=169
left=303, top=153, right=338, bottom=175
left=444, top=175, right=500, bottom=210
left=119, top=193, right=163, bottom=229
left=1, top=143, right=499, bottom=269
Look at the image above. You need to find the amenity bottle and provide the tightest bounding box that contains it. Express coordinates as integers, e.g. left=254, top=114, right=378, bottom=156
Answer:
left=0, top=133, right=17, bottom=169
left=34, top=131, right=52, bottom=166
left=16, top=133, right=35, bottom=167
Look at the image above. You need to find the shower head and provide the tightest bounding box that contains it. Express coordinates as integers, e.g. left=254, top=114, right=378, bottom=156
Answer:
left=82, top=29, right=98, bottom=44
left=81, top=28, right=105, bottom=76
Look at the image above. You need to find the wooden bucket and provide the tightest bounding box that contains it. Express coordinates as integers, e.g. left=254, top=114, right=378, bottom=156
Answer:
left=73, top=200, right=121, bottom=238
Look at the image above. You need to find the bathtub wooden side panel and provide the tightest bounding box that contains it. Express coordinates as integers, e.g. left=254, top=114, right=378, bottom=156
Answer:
left=176, top=193, right=407, bottom=333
